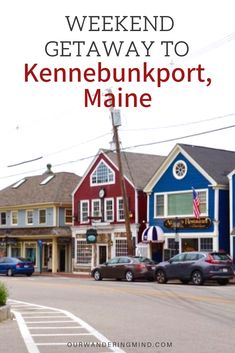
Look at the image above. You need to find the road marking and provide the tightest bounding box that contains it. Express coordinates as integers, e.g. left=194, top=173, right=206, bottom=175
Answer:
left=13, top=311, right=40, bottom=353
left=10, top=299, right=126, bottom=353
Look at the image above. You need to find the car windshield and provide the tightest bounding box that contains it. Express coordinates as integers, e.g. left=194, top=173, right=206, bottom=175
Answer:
left=17, top=257, right=32, bottom=262
left=134, top=257, right=155, bottom=264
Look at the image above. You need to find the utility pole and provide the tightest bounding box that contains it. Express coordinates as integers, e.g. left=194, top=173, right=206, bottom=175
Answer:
left=110, top=107, right=133, bottom=256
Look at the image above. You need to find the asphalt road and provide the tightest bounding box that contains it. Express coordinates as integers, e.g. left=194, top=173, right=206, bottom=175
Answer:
left=1, top=275, right=235, bottom=353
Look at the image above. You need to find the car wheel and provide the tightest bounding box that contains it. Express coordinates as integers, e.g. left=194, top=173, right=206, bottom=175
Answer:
left=125, top=270, right=134, bottom=282
left=93, top=270, right=102, bottom=281
left=7, top=268, right=13, bottom=277
left=217, top=279, right=229, bottom=285
left=191, top=270, right=204, bottom=285
left=26, top=273, right=32, bottom=277
left=155, top=270, right=167, bottom=284
left=180, top=279, right=190, bottom=284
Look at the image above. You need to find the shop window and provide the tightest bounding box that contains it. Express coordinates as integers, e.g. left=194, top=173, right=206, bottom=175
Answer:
left=115, top=239, right=128, bottom=256
left=76, top=240, right=92, bottom=264
left=200, top=238, right=213, bottom=252
left=11, top=245, right=21, bottom=258
left=25, top=242, right=36, bottom=265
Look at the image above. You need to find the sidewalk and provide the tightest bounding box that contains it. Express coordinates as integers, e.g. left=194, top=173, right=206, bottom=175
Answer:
left=33, top=271, right=235, bottom=284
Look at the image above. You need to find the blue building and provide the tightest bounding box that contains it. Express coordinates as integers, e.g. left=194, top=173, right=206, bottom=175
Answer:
left=144, top=144, right=235, bottom=262
left=228, top=169, right=235, bottom=264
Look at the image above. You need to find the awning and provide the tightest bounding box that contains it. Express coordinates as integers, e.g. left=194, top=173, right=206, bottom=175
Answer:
left=142, top=226, right=164, bottom=243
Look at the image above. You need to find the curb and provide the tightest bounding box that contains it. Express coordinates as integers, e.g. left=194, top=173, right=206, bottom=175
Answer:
left=0, top=304, right=11, bottom=322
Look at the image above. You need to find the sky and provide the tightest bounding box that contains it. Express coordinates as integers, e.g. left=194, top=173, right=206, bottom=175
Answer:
left=1, top=0, right=235, bottom=190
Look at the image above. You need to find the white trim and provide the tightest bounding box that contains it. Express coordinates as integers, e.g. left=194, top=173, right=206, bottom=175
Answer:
left=91, top=199, right=101, bottom=218
left=172, top=160, right=188, bottom=180
left=134, top=189, right=138, bottom=224
left=116, top=197, right=124, bottom=222
left=80, top=200, right=90, bottom=224
left=11, top=210, right=18, bottom=226
left=104, top=197, right=114, bottom=222
left=144, top=144, right=216, bottom=193
left=26, top=209, right=33, bottom=225
left=90, top=159, right=115, bottom=186
left=154, top=189, right=208, bottom=218
left=97, top=244, right=108, bottom=266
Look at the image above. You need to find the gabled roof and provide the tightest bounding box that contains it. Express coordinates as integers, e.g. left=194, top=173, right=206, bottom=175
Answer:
left=180, top=144, right=235, bottom=185
left=105, top=149, right=165, bottom=189
left=73, top=149, right=165, bottom=193
left=0, top=171, right=81, bottom=207
left=144, top=143, right=235, bottom=192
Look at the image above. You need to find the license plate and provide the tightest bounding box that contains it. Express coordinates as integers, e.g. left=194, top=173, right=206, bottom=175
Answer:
left=24, top=265, right=29, bottom=268
left=222, top=268, right=228, bottom=272
left=151, top=266, right=155, bottom=270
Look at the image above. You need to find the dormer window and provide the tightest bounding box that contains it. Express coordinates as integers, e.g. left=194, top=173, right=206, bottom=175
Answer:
left=91, top=161, right=114, bottom=185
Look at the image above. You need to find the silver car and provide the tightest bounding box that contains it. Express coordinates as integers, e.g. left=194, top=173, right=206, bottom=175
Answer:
left=155, top=251, right=234, bottom=285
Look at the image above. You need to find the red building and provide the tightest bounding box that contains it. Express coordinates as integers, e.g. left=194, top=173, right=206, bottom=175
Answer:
left=71, top=149, right=164, bottom=273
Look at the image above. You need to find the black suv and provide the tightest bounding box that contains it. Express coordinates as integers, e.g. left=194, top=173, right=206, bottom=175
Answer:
left=155, top=251, right=234, bottom=285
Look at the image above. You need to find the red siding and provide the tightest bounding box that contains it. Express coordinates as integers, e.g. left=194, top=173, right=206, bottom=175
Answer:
left=73, top=153, right=137, bottom=226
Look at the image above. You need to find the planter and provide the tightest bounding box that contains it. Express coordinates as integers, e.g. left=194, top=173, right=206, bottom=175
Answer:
left=0, top=304, right=11, bottom=322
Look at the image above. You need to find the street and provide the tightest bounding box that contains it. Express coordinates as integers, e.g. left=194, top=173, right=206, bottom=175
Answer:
left=0, top=275, right=235, bottom=353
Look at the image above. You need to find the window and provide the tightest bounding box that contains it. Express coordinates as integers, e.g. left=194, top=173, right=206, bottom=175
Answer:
left=173, top=160, right=187, bottom=179
left=154, top=190, right=207, bottom=217
left=80, top=201, right=89, bottom=223
left=11, top=211, right=18, bottom=225
left=65, top=208, right=72, bottom=224
left=76, top=241, right=92, bottom=264
left=115, top=239, right=128, bottom=256
left=25, top=242, right=36, bottom=265
left=105, top=198, right=114, bottom=222
left=11, top=244, right=21, bottom=258
left=117, top=198, right=124, bottom=221
left=40, top=175, right=55, bottom=185
left=39, top=209, right=46, bottom=224
left=92, top=200, right=101, bottom=218
left=200, top=238, right=213, bottom=252
left=155, top=194, right=164, bottom=217
left=0, top=212, right=6, bottom=225
left=91, top=161, right=114, bottom=185
left=26, top=210, right=33, bottom=225
left=170, top=253, right=185, bottom=262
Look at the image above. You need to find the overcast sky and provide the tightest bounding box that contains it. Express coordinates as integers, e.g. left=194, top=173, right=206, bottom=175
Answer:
left=1, top=0, right=235, bottom=190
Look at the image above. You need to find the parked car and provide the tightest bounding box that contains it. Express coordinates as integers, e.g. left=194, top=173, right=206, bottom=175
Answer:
left=91, top=256, right=156, bottom=282
left=0, top=257, right=35, bottom=276
left=155, top=251, right=234, bottom=285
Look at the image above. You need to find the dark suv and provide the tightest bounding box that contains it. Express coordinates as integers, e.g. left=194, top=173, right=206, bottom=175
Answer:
left=155, top=251, right=234, bottom=285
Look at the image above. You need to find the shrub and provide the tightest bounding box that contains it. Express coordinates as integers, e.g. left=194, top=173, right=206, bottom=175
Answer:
left=0, top=282, right=8, bottom=306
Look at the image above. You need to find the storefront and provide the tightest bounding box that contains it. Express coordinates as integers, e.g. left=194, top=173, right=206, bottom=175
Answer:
left=0, top=227, right=72, bottom=273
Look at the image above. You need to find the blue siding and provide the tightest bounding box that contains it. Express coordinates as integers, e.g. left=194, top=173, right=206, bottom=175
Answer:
left=233, top=174, right=235, bottom=228
left=218, top=190, right=229, bottom=252
left=59, top=208, right=65, bottom=226
left=149, top=153, right=214, bottom=233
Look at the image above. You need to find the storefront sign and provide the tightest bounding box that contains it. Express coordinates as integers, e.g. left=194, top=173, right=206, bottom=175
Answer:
left=164, top=217, right=211, bottom=229
left=86, top=228, right=97, bottom=243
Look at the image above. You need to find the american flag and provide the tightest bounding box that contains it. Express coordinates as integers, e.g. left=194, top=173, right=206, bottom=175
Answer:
left=192, top=188, right=200, bottom=219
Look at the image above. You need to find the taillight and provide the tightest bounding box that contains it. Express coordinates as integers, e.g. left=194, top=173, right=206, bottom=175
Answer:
left=135, top=263, right=146, bottom=270
left=16, top=263, right=21, bottom=268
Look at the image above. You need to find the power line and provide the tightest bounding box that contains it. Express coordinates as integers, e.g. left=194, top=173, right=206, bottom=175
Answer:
left=1, top=123, right=235, bottom=182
